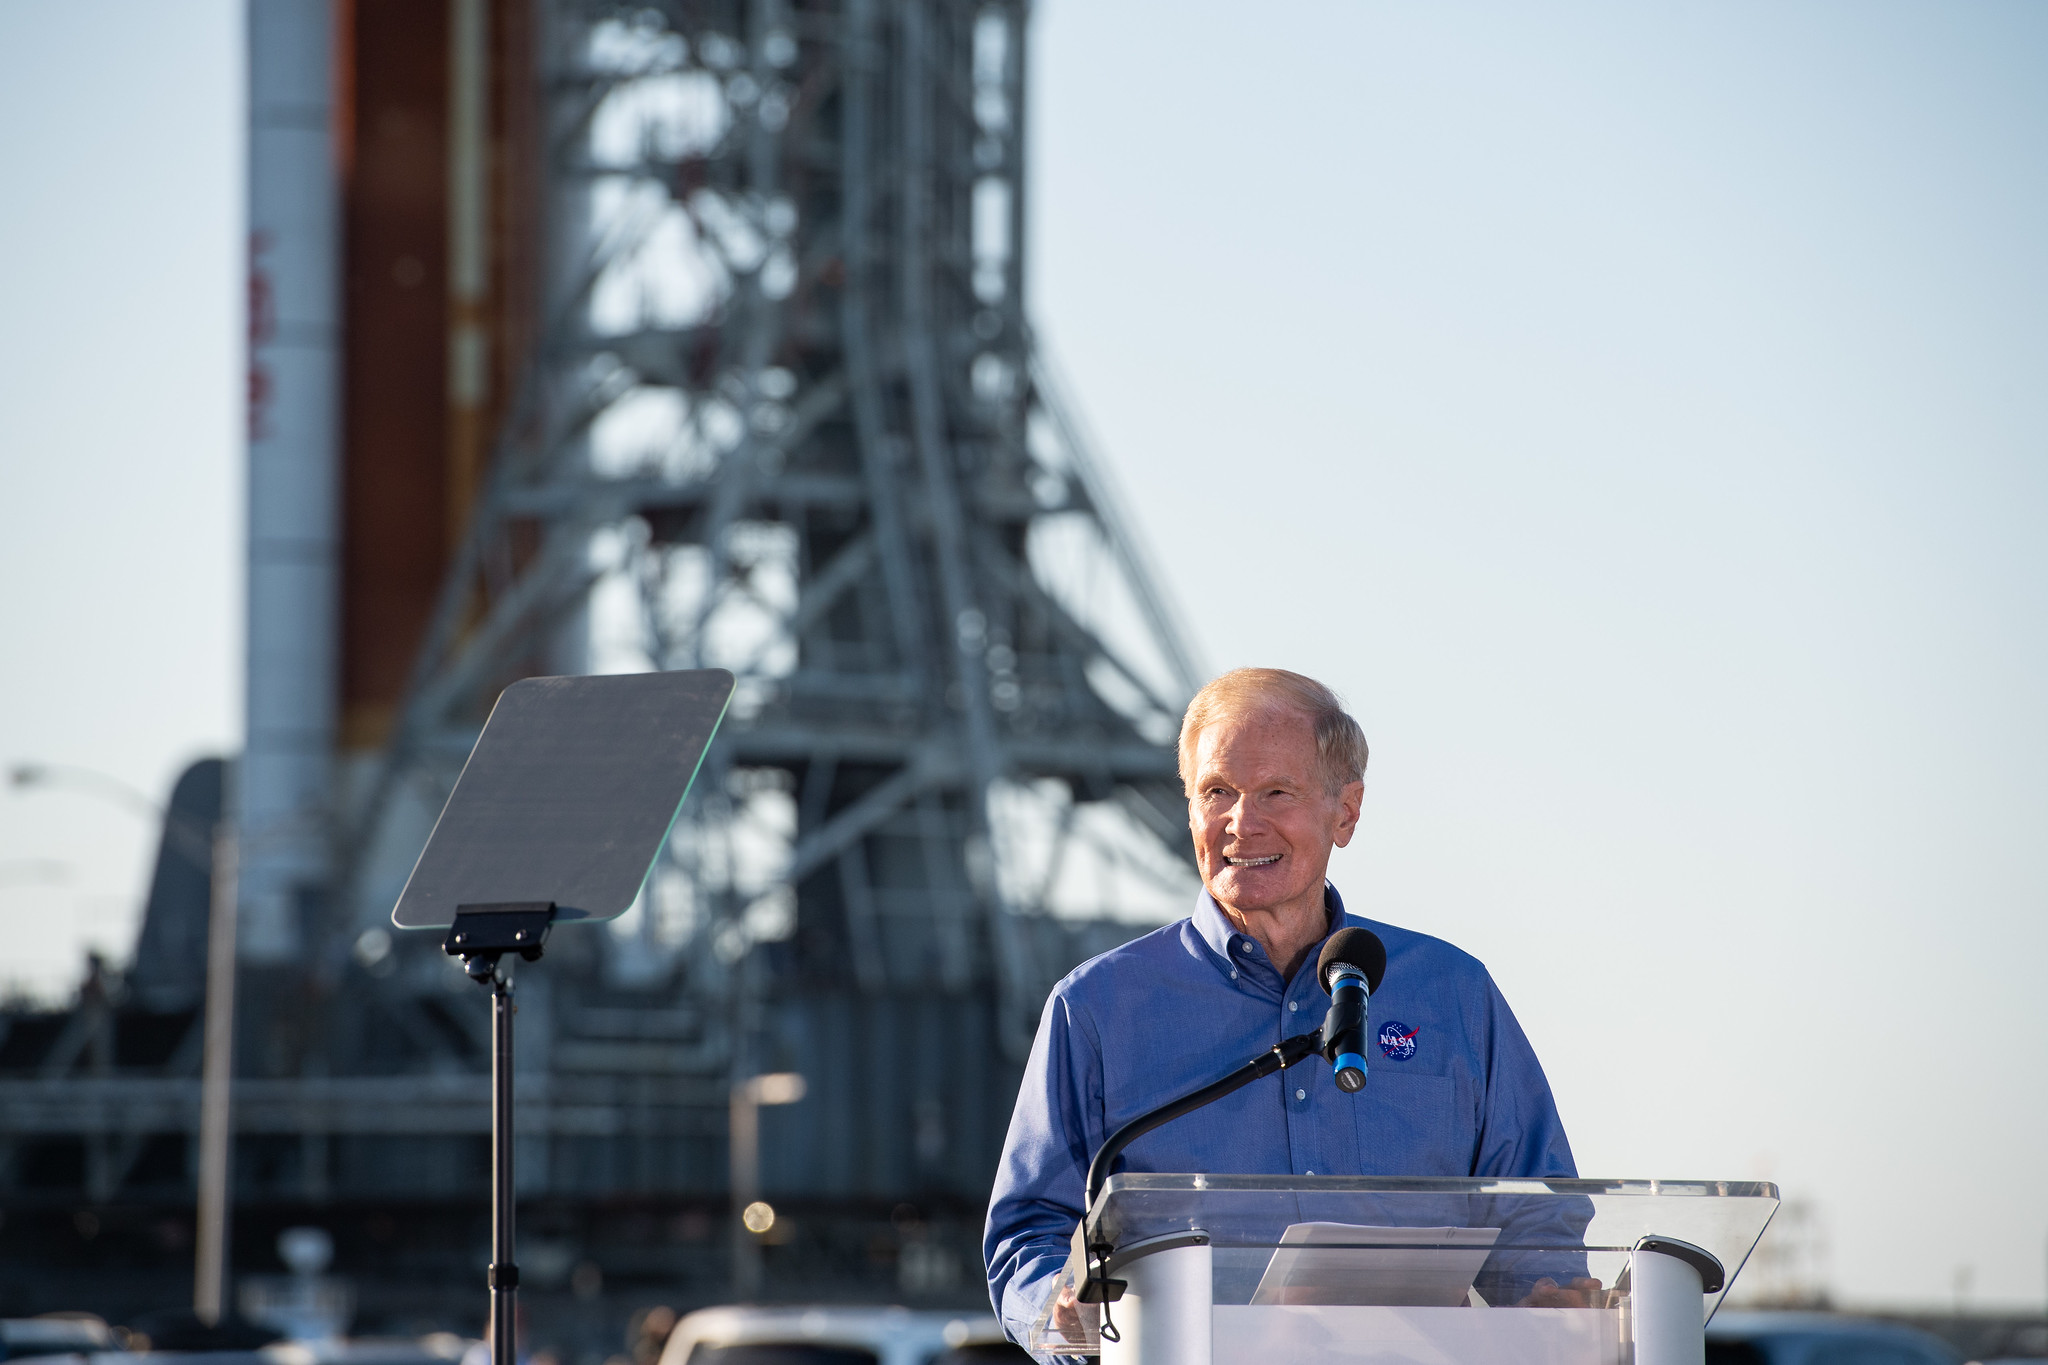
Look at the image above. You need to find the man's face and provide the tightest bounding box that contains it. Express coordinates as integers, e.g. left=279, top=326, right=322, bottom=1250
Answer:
left=1186, top=705, right=1363, bottom=920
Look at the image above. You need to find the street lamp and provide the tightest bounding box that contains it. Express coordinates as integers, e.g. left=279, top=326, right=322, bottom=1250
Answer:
left=730, top=1071, right=807, bottom=1299
left=7, top=762, right=212, bottom=871
left=8, top=758, right=241, bottom=1326
left=10, top=761, right=160, bottom=816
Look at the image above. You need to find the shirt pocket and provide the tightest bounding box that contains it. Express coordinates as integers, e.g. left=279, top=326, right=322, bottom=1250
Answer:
left=1351, top=1070, right=1471, bottom=1176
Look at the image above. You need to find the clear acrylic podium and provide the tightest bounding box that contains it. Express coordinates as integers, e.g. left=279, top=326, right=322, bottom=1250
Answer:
left=1030, top=1175, right=1778, bottom=1365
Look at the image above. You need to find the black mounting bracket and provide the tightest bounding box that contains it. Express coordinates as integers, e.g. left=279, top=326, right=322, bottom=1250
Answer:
left=443, top=902, right=556, bottom=982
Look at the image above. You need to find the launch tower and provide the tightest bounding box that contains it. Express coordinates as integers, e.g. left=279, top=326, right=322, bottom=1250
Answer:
left=0, top=0, right=1205, bottom=1331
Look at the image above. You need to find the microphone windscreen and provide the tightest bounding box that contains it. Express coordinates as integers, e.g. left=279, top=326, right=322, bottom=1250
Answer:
left=1319, top=926, right=1387, bottom=996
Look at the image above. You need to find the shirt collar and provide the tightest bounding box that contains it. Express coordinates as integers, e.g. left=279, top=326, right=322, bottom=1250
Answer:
left=1191, top=882, right=1349, bottom=975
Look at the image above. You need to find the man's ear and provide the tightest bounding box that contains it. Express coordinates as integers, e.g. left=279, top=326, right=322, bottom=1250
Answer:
left=1330, top=779, right=1364, bottom=848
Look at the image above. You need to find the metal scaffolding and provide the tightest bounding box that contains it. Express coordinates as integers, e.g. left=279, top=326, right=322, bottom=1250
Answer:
left=0, top=0, right=1206, bottom=1320
left=341, top=0, right=1203, bottom=1057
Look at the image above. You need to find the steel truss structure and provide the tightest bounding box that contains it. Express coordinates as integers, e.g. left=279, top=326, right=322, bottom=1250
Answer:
left=346, top=0, right=1203, bottom=1057
left=0, top=0, right=1206, bottom=1320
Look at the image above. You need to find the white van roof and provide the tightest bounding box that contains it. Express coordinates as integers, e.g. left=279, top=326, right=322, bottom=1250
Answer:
left=659, top=1304, right=1010, bottom=1365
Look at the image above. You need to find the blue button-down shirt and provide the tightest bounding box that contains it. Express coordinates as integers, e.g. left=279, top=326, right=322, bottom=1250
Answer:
left=983, top=883, right=1577, bottom=1344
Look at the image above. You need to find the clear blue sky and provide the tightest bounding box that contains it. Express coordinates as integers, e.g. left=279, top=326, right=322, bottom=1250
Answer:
left=1, top=0, right=2043, bottom=1312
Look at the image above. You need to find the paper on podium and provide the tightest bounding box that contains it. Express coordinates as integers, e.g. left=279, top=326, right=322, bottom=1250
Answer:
left=1251, top=1223, right=1501, bottom=1306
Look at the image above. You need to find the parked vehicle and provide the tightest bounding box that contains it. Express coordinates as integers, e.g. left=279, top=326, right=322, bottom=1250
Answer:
left=1707, top=1311, right=1963, bottom=1365
left=655, top=1306, right=1027, bottom=1365
left=263, top=1334, right=474, bottom=1365
left=1, top=1315, right=118, bottom=1361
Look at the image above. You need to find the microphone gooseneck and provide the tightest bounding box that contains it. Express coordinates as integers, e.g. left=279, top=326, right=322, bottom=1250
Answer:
left=1317, top=927, right=1387, bottom=1093
left=1078, top=1027, right=1324, bottom=1329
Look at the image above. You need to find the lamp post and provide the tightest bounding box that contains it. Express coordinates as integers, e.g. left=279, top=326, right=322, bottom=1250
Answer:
left=192, top=824, right=239, bottom=1325
left=729, top=1071, right=806, bottom=1300
left=7, top=760, right=239, bottom=1325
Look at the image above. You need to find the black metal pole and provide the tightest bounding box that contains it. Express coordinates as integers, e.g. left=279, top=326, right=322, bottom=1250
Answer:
left=443, top=904, right=553, bottom=1365
left=490, top=970, right=517, bottom=1365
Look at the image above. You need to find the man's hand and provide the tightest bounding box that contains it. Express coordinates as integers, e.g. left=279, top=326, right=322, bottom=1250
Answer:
left=1050, top=1280, right=1088, bottom=1342
left=1519, top=1276, right=1607, bottom=1308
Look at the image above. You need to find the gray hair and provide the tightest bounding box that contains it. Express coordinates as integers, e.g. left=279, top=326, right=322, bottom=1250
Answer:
left=1177, top=667, right=1369, bottom=795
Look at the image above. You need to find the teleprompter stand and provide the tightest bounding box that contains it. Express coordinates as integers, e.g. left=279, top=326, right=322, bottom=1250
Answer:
left=442, top=903, right=554, bottom=1365
left=393, top=671, right=735, bottom=1365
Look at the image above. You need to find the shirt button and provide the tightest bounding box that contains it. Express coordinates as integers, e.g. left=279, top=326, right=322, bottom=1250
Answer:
left=1295, top=1088, right=1306, bottom=1101
left=1288, top=1001, right=1299, bottom=1012
left=1230, top=970, right=1239, bottom=980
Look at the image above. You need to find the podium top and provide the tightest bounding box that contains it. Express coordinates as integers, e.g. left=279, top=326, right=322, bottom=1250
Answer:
left=1034, top=1176, right=1779, bottom=1357
left=1072, top=1174, right=1775, bottom=1319
left=1087, top=1175, right=1777, bottom=1267
left=392, top=670, right=734, bottom=928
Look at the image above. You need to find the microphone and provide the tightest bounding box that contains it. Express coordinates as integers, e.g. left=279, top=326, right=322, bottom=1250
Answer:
left=1317, top=927, right=1387, bottom=1093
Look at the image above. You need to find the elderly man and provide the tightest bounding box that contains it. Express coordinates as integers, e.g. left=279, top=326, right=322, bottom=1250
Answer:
left=983, top=667, right=1581, bottom=1346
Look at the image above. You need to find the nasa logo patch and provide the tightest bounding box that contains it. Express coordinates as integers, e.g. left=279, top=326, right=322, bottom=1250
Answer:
left=1377, top=1020, right=1418, bottom=1061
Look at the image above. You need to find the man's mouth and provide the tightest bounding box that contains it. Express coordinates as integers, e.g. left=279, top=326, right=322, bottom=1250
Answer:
left=1225, top=854, right=1280, bottom=867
